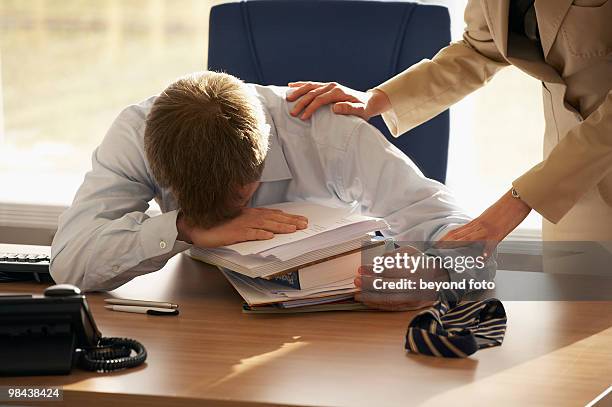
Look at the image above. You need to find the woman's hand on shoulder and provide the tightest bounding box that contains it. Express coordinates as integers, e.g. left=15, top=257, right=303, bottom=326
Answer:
left=286, top=81, right=391, bottom=121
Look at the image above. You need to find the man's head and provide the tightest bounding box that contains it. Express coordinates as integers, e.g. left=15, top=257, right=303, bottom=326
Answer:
left=144, top=71, right=269, bottom=228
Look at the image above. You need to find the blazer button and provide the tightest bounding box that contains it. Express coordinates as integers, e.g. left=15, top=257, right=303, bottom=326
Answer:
left=159, top=240, right=167, bottom=249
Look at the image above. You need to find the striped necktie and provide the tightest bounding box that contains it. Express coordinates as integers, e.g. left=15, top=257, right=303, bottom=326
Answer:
left=405, top=292, right=507, bottom=358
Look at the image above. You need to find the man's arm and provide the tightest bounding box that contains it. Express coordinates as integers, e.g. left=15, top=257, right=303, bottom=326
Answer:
left=51, top=107, right=192, bottom=291
left=52, top=106, right=309, bottom=292
left=337, top=120, right=469, bottom=242
left=337, top=120, right=496, bottom=285
left=375, top=0, right=509, bottom=136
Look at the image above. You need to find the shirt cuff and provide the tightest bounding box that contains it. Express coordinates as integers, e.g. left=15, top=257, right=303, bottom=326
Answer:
left=425, top=245, right=497, bottom=291
left=429, top=223, right=462, bottom=243
left=140, top=210, right=192, bottom=259
left=425, top=223, right=497, bottom=290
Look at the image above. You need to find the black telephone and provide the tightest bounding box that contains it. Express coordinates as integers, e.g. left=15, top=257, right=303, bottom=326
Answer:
left=0, top=284, right=146, bottom=376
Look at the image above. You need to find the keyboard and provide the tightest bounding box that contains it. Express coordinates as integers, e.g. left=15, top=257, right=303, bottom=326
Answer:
left=0, top=244, right=52, bottom=283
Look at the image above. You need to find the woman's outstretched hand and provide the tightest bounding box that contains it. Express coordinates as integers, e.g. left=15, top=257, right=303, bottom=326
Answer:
left=286, top=81, right=391, bottom=121
left=436, top=189, right=532, bottom=257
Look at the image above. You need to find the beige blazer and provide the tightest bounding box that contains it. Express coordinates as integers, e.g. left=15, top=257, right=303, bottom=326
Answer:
left=376, top=0, right=612, bottom=240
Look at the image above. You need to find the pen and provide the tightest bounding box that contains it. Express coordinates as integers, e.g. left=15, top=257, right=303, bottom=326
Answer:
left=104, top=298, right=179, bottom=309
left=104, top=305, right=179, bottom=316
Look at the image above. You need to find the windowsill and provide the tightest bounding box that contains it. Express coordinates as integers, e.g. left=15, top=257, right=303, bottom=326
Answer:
left=0, top=198, right=542, bottom=248
left=0, top=202, right=66, bottom=230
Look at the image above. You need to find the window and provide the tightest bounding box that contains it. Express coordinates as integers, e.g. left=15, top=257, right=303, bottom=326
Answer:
left=1, top=0, right=544, bottom=237
left=436, top=0, right=545, bottom=235
left=446, top=67, right=545, bottom=234
left=0, top=0, right=222, bottom=207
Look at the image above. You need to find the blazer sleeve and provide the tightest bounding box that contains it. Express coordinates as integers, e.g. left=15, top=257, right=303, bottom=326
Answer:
left=375, top=0, right=509, bottom=136
left=513, top=91, right=612, bottom=223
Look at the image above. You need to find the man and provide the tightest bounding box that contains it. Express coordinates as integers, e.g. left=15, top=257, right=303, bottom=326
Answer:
left=51, top=72, right=491, bottom=308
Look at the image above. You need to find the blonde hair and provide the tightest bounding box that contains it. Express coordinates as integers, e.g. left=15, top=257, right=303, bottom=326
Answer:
left=144, top=71, right=269, bottom=227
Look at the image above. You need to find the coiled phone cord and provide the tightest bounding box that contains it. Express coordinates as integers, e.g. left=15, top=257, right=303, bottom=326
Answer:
left=78, top=337, right=147, bottom=372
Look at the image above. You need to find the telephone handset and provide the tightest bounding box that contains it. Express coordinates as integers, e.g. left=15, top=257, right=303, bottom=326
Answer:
left=0, top=284, right=147, bottom=376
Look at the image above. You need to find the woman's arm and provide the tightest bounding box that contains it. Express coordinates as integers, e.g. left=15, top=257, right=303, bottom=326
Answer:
left=439, top=92, right=612, bottom=249
left=513, top=91, right=612, bottom=223
left=375, top=0, right=509, bottom=136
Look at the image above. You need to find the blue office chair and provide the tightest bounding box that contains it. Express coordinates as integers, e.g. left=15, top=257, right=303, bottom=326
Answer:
left=208, top=0, right=450, bottom=183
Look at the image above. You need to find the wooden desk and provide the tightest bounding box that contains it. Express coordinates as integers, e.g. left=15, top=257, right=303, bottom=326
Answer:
left=0, top=255, right=611, bottom=407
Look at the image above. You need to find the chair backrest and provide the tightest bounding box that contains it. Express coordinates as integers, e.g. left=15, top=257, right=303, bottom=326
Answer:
left=208, top=0, right=450, bottom=183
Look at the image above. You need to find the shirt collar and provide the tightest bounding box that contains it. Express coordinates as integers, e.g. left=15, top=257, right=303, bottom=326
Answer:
left=259, top=109, right=293, bottom=183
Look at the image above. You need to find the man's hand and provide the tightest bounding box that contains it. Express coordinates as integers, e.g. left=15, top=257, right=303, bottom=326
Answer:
left=177, top=208, right=308, bottom=248
left=354, top=246, right=449, bottom=311
left=286, top=81, right=391, bottom=121
left=436, top=189, right=531, bottom=256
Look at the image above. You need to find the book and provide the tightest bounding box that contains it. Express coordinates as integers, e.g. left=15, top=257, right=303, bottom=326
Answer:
left=267, top=249, right=362, bottom=290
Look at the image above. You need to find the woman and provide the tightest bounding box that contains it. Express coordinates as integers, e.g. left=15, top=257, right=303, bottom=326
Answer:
left=286, top=0, right=612, bottom=251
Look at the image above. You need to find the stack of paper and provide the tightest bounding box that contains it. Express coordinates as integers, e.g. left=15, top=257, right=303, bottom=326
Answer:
left=191, top=237, right=368, bottom=279
left=213, top=202, right=388, bottom=261
left=190, top=202, right=389, bottom=312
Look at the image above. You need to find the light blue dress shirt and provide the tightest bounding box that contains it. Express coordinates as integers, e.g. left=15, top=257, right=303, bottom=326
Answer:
left=51, top=85, right=475, bottom=291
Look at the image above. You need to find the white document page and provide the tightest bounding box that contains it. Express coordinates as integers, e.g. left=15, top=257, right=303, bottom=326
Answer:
left=225, top=202, right=387, bottom=257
